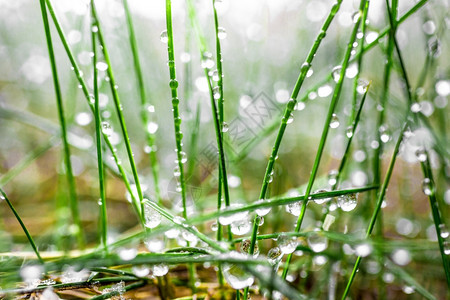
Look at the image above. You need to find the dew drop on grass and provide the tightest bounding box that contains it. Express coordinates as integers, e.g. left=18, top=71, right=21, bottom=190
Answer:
left=219, top=204, right=248, bottom=225
left=201, top=52, right=214, bottom=69
left=337, top=193, right=357, bottom=212
left=169, top=79, right=178, bottom=89
left=435, top=80, right=450, bottom=97
left=352, top=11, right=361, bottom=23
left=332, top=66, right=341, bottom=82
left=152, top=264, right=169, bottom=277
left=212, top=70, right=220, bottom=81
left=286, top=202, right=301, bottom=216
left=422, top=178, right=433, bottom=196
left=438, top=224, right=449, bottom=239
left=218, top=27, right=227, bottom=39
left=118, top=247, right=137, bottom=261
left=144, top=200, right=162, bottom=229
left=328, top=169, right=338, bottom=186
left=356, top=79, right=369, bottom=94
left=307, top=232, right=328, bottom=252
left=402, top=285, right=415, bottom=295
left=222, top=264, right=254, bottom=289
left=346, top=126, right=353, bottom=138
left=415, top=148, right=427, bottom=162
left=221, top=122, right=229, bottom=132
left=313, top=189, right=331, bottom=204
left=255, top=199, right=271, bottom=216
left=160, top=30, right=168, bottom=43
left=144, top=238, right=165, bottom=253
left=211, top=221, right=218, bottom=232
left=132, top=265, right=150, bottom=277
left=173, top=166, right=181, bottom=177
left=267, top=247, right=283, bottom=265
left=256, top=215, right=264, bottom=226
left=101, top=121, right=113, bottom=136
left=230, top=218, right=251, bottom=235
left=240, top=239, right=259, bottom=257
left=329, top=114, right=340, bottom=128
left=286, top=113, right=294, bottom=124
left=277, top=234, right=298, bottom=254
left=444, top=241, right=450, bottom=255
left=147, top=122, right=159, bottom=134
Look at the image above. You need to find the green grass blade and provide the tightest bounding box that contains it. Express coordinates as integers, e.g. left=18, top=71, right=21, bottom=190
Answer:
left=91, top=1, right=145, bottom=222
left=122, top=0, right=161, bottom=203
left=38, top=0, right=84, bottom=248
left=0, top=188, right=44, bottom=264
left=91, top=9, right=107, bottom=252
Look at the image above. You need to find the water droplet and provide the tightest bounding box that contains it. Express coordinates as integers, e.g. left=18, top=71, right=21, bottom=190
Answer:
left=101, top=121, right=113, bottom=136
left=169, top=79, right=178, bottom=89
left=221, top=122, right=229, bottom=133
left=286, top=202, right=301, bottom=216
left=222, top=264, right=254, bottom=289
left=219, top=204, right=248, bottom=225
left=201, top=52, right=215, bottom=69
left=173, top=166, right=181, bottom=177
left=152, top=264, right=169, bottom=276
left=391, top=249, right=411, bottom=266
left=332, top=66, right=342, bottom=82
left=211, top=70, right=220, bottom=82
left=118, top=247, right=138, bottom=261
left=439, top=224, right=449, bottom=239
left=256, top=215, right=264, bottom=226
left=415, top=148, right=427, bottom=162
left=313, top=189, right=331, bottom=204
left=211, top=221, right=219, bottom=231
left=267, top=247, right=283, bottom=265
left=132, top=265, right=150, bottom=277
left=240, top=239, right=259, bottom=257
left=422, top=178, right=433, bottom=196
left=144, top=200, right=162, bottom=229
left=286, top=113, right=294, bottom=124
left=356, top=79, right=369, bottom=94
left=160, top=30, right=168, bottom=43
left=179, top=151, right=187, bottom=164
left=255, top=199, right=271, bottom=216
left=346, top=126, right=353, bottom=138
left=230, top=218, right=251, bottom=235
left=147, top=122, right=159, bottom=134
left=352, top=11, right=361, bottom=23
left=307, top=232, right=328, bottom=252
left=91, top=25, right=98, bottom=33
left=330, top=114, right=340, bottom=128
left=218, top=26, right=227, bottom=39
left=402, top=285, right=415, bottom=295
left=277, top=234, right=298, bottom=254
left=380, top=130, right=390, bottom=143
left=328, top=169, right=338, bottom=186
left=444, top=241, right=450, bottom=255
left=337, top=193, right=358, bottom=212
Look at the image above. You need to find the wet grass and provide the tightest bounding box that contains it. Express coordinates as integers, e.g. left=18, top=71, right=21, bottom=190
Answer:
left=0, top=0, right=448, bottom=299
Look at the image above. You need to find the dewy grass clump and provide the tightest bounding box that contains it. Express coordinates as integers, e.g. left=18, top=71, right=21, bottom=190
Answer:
left=0, top=0, right=448, bottom=299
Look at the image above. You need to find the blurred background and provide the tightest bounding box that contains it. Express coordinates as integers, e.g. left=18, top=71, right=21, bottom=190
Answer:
left=0, top=0, right=449, bottom=296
